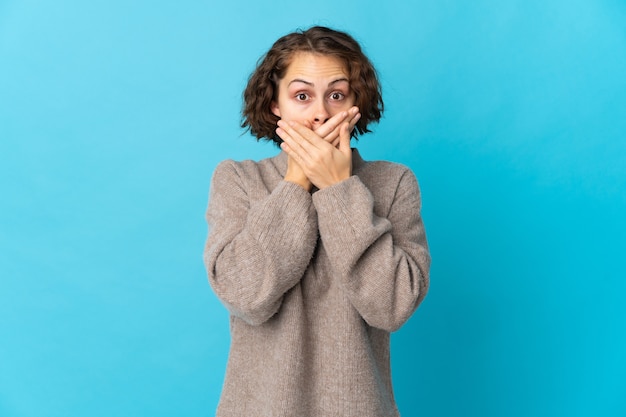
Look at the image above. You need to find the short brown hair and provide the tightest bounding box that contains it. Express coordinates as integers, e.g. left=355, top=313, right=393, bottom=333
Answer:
left=242, top=26, right=384, bottom=144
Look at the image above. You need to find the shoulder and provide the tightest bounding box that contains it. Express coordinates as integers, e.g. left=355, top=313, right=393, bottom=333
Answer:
left=357, top=158, right=418, bottom=190
left=354, top=156, right=423, bottom=213
left=360, top=159, right=413, bottom=175
left=209, top=159, right=259, bottom=194
left=213, top=158, right=260, bottom=175
left=212, top=155, right=277, bottom=180
left=210, top=155, right=284, bottom=198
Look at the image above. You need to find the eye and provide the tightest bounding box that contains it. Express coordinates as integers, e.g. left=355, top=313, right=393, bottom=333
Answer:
left=329, top=92, right=345, bottom=101
left=295, top=93, right=309, bottom=101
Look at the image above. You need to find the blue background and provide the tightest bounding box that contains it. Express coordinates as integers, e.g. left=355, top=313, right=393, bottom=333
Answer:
left=1, top=0, right=625, bottom=416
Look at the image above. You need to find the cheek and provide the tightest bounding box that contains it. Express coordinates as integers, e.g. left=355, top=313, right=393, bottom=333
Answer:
left=278, top=103, right=309, bottom=123
left=333, top=97, right=356, bottom=112
left=328, top=103, right=351, bottom=117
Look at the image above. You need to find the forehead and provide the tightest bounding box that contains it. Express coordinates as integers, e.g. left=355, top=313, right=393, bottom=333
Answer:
left=283, top=52, right=349, bottom=81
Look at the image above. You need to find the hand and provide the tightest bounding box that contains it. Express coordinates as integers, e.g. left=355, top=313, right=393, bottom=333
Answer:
left=279, top=106, right=359, bottom=191
left=314, top=106, right=361, bottom=147
left=277, top=119, right=352, bottom=190
left=284, top=155, right=312, bottom=192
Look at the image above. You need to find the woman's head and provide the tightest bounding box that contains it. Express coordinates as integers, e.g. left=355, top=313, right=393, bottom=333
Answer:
left=242, top=26, right=384, bottom=144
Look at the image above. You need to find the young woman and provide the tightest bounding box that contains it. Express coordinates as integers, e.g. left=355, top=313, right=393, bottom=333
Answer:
left=204, top=26, right=430, bottom=417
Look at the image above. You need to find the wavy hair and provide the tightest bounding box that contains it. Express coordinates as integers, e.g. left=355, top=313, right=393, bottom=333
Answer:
left=241, top=26, right=384, bottom=144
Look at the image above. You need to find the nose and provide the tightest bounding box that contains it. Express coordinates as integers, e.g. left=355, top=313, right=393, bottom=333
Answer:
left=311, top=101, right=330, bottom=127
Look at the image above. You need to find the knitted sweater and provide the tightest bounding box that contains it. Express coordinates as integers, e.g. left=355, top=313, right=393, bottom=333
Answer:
left=204, top=149, right=430, bottom=417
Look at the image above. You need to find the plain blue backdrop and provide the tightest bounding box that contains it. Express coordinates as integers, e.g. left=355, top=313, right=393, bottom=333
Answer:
left=1, top=0, right=625, bottom=416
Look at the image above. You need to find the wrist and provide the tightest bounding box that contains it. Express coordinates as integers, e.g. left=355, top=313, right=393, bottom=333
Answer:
left=284, top=174, right=312, bottom=192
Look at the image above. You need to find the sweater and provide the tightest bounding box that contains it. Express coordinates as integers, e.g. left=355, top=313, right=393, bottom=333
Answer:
left=204, top=149, right=430, bottom=417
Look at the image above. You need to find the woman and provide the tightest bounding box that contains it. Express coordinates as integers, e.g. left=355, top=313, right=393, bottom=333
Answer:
left=204, top=26, right=430, bottom=417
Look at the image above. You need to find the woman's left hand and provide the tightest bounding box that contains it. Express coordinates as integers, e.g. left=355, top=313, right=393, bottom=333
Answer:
left=277, top=119, right=352, bottom=190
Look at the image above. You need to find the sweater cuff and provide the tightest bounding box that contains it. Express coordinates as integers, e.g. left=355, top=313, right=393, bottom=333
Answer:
left=249, top=180, right=317, bottom=252
left=312, top=176, right=381, bottom=244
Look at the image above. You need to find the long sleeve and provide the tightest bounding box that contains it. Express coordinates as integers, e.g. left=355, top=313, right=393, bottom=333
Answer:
left=204, top=160, right=318, bottom=325
left=312, top=167, right=430, bottom=332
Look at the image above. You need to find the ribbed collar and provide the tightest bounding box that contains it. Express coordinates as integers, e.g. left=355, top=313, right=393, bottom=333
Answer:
left=270, top=148, right=365, bottom=177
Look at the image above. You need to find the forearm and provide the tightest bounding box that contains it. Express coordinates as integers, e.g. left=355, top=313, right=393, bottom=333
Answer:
left=313, top=174, right=430, bottom=332
left=205, top=162, right=318, bottom=325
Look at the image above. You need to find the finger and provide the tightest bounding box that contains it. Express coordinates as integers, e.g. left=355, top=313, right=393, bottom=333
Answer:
left=276, top=122, right=311, bottom=160
left=280, top=138, right=309, bottom=168
left=324, top=107, right=359, bottom=138
left=314, top=109, right=350, bottom=138
left=315, top=106, right=358, bottom=140
left=320, top=107, right=360, bottom=143
left=285, top=120, right=329, bottom=152
left=280, top=141, right=292, bottom=153
left=348, top=112, right=361, bottom=132
left=338, top=122, right=352, bottom=155
left=278, top=121, right=333, bottom=168
left=325, top=111, right=360, bottom=148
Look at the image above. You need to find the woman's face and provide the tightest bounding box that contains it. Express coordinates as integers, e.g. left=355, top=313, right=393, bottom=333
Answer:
left=271, top=52, right=356, bottom=131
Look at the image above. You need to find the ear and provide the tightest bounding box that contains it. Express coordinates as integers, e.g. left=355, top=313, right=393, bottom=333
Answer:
left=271, top=101, right=281, bottom=118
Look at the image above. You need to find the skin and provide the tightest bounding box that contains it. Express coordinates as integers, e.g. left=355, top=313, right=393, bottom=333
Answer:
left=271, top=52, right=361, bottom=191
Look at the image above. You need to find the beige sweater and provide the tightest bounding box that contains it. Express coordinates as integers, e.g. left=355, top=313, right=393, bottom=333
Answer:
left=204, top=149, right=430, bottom=416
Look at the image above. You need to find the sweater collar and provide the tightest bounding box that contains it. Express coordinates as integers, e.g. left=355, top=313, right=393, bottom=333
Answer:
left=271, top=148, right=365, bottom=177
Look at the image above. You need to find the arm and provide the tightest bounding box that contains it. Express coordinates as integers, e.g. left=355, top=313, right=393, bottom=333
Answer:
left=203, top=160, right=318, bottom=325
left=312, top=168, right=430, bottom=332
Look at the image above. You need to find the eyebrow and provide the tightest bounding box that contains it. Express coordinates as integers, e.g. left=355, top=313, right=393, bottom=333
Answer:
left=288, top=78, right=350, bottom=87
